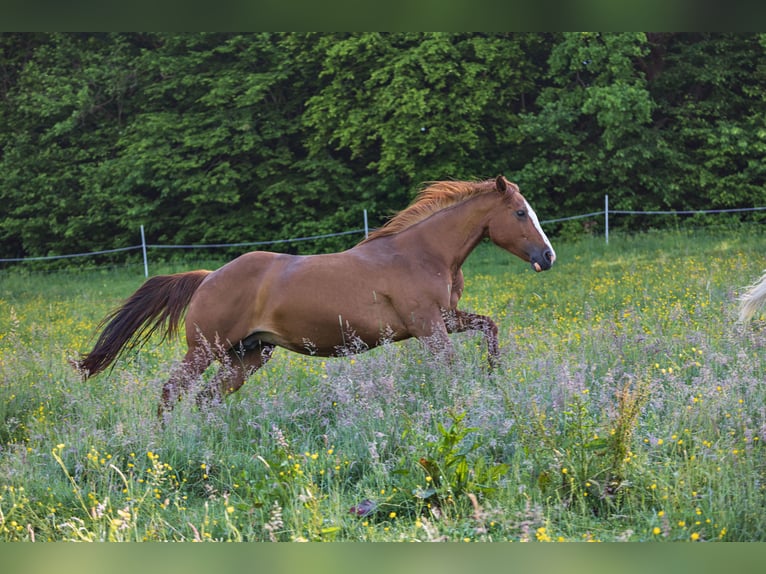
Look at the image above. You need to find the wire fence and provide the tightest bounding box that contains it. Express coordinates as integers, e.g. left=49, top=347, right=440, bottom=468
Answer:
left=3, top=200, right=766, bottom=276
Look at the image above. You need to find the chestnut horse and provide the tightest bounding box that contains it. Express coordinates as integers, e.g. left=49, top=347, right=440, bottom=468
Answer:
left=76, top=176, right=555, bottom=417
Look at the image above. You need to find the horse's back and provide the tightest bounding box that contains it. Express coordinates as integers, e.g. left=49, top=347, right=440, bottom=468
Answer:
left=184, top=246, right=414, bottom=355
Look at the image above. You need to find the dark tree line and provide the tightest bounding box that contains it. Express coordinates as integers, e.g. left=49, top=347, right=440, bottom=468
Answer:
left=1, top=33, right=765, bottom=261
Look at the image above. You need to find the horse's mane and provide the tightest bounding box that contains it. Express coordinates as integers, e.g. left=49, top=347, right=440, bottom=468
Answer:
left=358, top=179, right=498, bottom=244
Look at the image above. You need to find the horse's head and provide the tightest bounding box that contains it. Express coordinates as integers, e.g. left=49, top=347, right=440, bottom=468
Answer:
left=487, top=175, right=556, bottom=272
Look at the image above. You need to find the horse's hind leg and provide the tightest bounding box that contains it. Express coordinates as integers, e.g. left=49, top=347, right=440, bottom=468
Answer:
left=158, top=344, right=215, bottom=419
left=196, top=343, right=275, bottom=407
left=444, top=309, right=499, bottom=368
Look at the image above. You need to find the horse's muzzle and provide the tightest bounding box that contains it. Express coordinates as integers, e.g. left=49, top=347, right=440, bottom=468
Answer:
left=531, top=249, right=555, bottom=272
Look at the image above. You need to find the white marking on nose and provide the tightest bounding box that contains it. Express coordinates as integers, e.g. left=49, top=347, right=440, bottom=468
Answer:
left=524, top=199, right=556, bottom=262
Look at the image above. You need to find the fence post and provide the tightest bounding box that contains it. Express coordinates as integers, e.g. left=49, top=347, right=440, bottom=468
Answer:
left=140, top=225, right=149, bottom=277
left=363, top=209, right=369, bottom=239
left=605, top=194, right=609, bottom=244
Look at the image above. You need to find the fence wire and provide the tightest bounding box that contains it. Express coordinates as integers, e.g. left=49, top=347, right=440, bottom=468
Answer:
left=2, top=204, right=765, bottom=266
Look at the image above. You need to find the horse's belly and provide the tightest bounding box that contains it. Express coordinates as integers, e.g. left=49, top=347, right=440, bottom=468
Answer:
left=267, top=302, right=408, bottom=356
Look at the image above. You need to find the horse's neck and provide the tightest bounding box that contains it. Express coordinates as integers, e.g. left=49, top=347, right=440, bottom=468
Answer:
left=394, top=193, right=497, bottom=270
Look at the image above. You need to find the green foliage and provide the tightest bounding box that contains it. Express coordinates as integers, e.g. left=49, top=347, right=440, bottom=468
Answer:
left=417, top=411, right=509, bottom=502
left=518, top=32, right=658, bottom=217
left=651, top=34, right=766, bottom=211
left=2, top=33, right=766, bottom=261
left=304, top=33, right=540, bottom=183
left=509, top=376, right=650, bottom=516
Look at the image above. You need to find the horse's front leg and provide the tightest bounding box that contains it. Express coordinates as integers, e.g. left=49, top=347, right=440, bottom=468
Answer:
left=442, top=309, right=499, bottom=369
left=420, top=324, right=456, bottom=364
left=402, top=308, right=457, bottom=365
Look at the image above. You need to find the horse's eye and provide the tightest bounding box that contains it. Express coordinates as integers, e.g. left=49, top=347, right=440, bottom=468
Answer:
left=516, top=210, right=526, bottom=218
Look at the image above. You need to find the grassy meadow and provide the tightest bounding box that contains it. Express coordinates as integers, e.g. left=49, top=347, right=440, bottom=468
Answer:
left=1, top=227, right=766, bottom=542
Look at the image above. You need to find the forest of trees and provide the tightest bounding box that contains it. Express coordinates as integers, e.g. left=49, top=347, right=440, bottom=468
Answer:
left=1, top=32, right=765, bottom=261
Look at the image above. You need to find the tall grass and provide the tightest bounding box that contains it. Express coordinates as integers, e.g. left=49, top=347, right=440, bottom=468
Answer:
left=1, top=227, right=765, bottom=541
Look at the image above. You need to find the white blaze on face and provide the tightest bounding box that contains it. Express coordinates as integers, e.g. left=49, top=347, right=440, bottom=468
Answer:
left=524, top=199, right=556, bottom=263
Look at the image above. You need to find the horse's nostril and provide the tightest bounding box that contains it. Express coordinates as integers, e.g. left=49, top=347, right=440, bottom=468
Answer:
left=544, top=250, right=553, bottom=262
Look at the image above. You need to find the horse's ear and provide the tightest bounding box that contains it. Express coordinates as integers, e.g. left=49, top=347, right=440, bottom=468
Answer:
left=495, top=175, right=510, bottom=194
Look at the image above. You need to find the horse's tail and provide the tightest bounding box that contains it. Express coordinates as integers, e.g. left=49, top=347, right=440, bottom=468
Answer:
left=739, top=270, right=766, bottom=323
left=75, top=270, right=211, bottom=378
